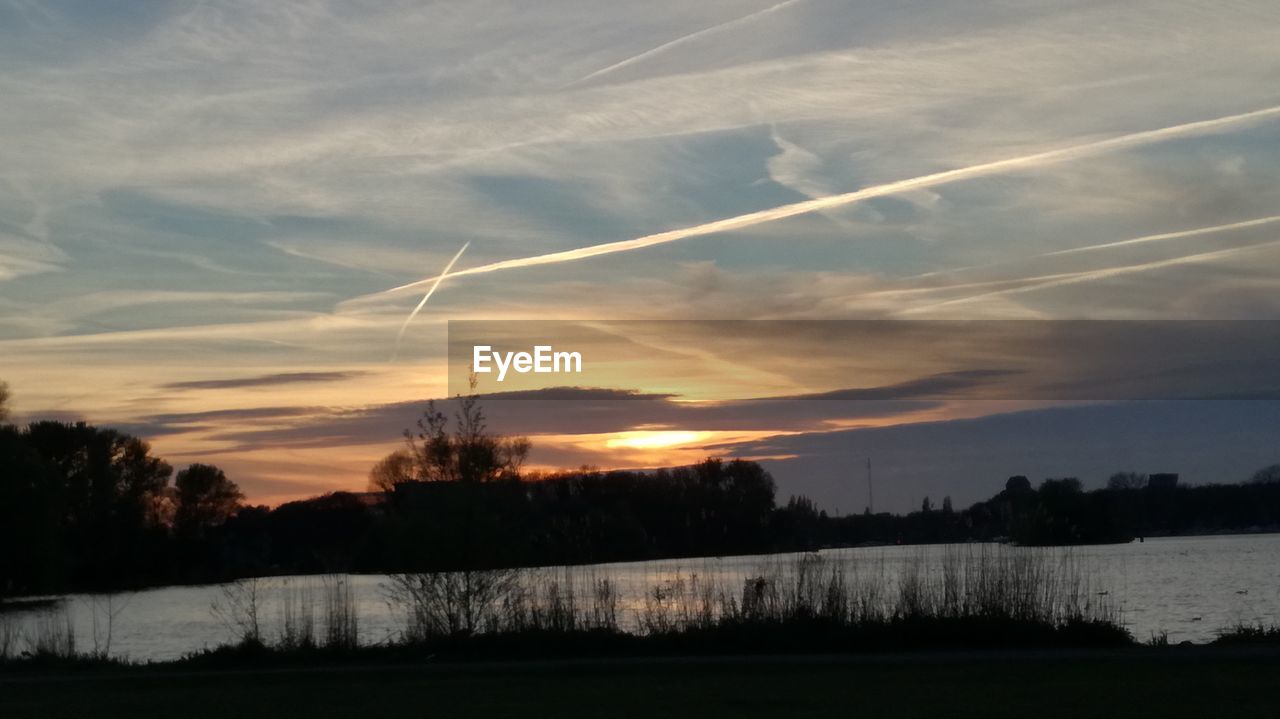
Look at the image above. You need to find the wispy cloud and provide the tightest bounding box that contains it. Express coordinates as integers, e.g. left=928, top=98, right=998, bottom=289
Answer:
left=899, top=239, right=1280, bottom=315
left=4, top=1, right=1280, bottom=501
left=904, top=215, right=1280, bottom=282
left=164, top=371, right=365, bottom=391
left=568, top=0, right=807, bottom=86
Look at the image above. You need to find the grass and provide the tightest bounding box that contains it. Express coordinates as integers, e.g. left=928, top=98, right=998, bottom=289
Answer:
left=0, top=548, right=1270, bottom=717
left=20, top=610, right=76, bottom=659
left=157, top=546, right=1128, bottom=667
left=210, top=575, right=359, bottom=652
left=3, top=652, right=1279, bottom=719
left=3, top=547, right=1132, bottom=668
left=382, top=547, right=1123, bottom=650
left=1213, top=623, right=1280, bottom=645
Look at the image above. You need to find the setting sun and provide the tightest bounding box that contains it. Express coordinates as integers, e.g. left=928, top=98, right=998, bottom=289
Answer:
left=605, top=430, right=708, bottom=449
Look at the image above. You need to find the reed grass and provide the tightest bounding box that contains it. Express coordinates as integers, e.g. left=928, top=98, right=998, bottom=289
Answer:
left=321, top=575, right=359, bottom=650
left=211, top=577, right=263, bottom=646
left=381, top=545, right=1125, bottom=650
left=277, top=580, right=316, bottom=650
left=0, top=614, right=17, bottom=659
left=22, top=608, right=77, bottom=659
left=385, top=567, right=523, bottom=640
left=6, top=545, right=1130, bottom=666
left=1213, top=622, right=1280, bottom=645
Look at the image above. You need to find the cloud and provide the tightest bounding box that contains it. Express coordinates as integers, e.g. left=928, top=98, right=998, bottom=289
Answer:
left=5, top=1, right=1280, bottom=501
left=569, top=0, right=807, bottom=86
left=899, top=239, right=1280, bottom=316
left=0, top=228, right=67, bottom=281
left=379, top=104, right=1280, bottom=298
left=163, top=371, right=365, bottom=391
left=192, top=386, right=944, bottom=454
left=139, top=405, right=328, bottom=425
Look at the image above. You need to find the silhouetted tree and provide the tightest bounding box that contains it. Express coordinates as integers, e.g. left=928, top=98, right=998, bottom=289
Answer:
left=15, top=421, right=172, bottom=590
left=368, top=449, right=416, bottom=492
left=1005, top=475, right=1031, bottom=492
left=385, top=386, right=532, bottom=633
left=174, top=464, right=243, bottom=538
left=0, top=381, right=9, bottom=422
left=404, top=391, right=530, bottom=484
left=1250, top=464, right=1280, bottom=485
left=921, top=496, right=933, bottom=513
left=263, top=492, right=375, bottom=573
left=10, top=398, right=1280, bottom=595
left=0, top=425, right=59, bottom=595
left=1107, top=471, right=1147, bottom=490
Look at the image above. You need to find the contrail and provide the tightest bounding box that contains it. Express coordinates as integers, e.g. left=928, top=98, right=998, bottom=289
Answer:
left=1041, top=215, right=1280, bottom=258
left=898, top=239, right=1280, bottom=315
left=568, top=0, right=806, bottom=87
left=390, top=241, right=469, bottom=361
left=380, top=104, right=1280, bottom=298
left=897, top=214, right=1280, bottom=285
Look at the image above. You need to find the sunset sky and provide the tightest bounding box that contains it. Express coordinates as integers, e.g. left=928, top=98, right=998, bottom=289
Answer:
left=3, top=1, right=1280, bottom=509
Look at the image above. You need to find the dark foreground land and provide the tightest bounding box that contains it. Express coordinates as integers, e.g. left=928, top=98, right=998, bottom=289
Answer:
left=3, top=649, right=1278, bottom=719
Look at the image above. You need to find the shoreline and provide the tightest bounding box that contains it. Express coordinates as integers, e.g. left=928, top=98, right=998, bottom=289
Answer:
left=5, top=529, right=1279, bottom=603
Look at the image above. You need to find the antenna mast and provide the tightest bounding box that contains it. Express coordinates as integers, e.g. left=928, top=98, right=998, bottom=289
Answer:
left=866, top=457, right=873, bottom=514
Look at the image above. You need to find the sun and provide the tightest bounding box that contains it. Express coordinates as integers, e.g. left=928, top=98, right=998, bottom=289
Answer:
left=604, top=430, right=708, bottom=450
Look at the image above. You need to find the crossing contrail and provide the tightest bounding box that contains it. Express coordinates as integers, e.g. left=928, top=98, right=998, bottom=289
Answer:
left=390, top=241, right=469, bottom=361
left=378, top=104, right=1280, bottom=299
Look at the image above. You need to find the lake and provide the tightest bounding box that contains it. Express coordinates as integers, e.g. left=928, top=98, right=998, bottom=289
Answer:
left=4, top=534, right=1278, bottom=662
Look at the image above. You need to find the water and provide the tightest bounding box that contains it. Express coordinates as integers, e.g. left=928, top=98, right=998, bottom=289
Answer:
left=4, top=534, right=1278, bottom=662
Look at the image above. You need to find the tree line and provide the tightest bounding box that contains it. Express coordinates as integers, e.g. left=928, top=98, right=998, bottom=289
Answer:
left=3, top=381, right=1279, bottom=596
left=0, top=389, right=779, bottom=595
left=774, top=471, right=1280, bottom=549
left=0, top=420, right=244, bottom=595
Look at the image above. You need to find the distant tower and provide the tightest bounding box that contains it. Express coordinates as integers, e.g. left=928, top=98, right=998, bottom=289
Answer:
left=866, top=457, right=873, bottom=514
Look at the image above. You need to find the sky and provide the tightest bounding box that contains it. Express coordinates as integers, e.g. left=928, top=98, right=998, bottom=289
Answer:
left=2, top=0, right=1279, bottom=509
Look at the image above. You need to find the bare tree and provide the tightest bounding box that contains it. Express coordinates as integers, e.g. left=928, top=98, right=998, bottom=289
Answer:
left=382, top=380, right=529, bottom=639
left=211, top=577, right=263, bottom=645
left=404, top=390, right=529, bottom=484
left=1250, top=464, right=1280, bottom=485
left=368, top=449, right=416, bottom=493
left=370, top=378, right=529, bottom=494
left=385, top=568, right=521, bottom=640
left=1107, top=472, right=1148, bottom=490
left=85, top=592, right=133, bottom=659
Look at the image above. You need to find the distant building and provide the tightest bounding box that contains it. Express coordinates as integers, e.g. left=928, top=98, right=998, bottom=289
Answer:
left=1147, top=473, right=1179, bottom=490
